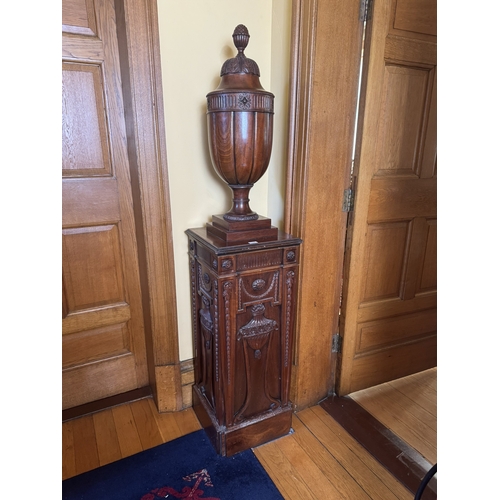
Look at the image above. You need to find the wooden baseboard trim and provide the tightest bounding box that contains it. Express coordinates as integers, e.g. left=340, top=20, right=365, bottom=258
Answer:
left=180, top=358, right=195, bottom=409
left=320, top=395, right=437, bottom=500
left=62, top=386, right=153, bottom=422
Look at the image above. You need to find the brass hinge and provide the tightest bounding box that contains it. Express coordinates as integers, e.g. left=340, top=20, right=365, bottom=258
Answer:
left=332, top=333, right=343, bottom=354
left=360, top=0, right=373, bottom=21
left=342, top=188, right=355, bottom=212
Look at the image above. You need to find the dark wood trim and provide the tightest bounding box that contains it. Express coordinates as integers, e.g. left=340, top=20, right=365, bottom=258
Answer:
left=62, top=386, right=153, bottom=422
left=283, top=0, right=302, bottom=232
left=180, top=358, right=195, bottom=408
left=320, top=395, right=437, bottom=500
left=114, top=0, right=182, bottom=412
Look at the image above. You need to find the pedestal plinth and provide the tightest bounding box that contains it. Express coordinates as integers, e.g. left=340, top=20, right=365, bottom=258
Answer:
left=186, top=227, right=302, bottom=456
left=206, top=215, right=278, bottom=244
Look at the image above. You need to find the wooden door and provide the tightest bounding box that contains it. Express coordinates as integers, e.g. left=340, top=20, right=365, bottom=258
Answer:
left=338, top=0, right=437, bottom=395
left=62, top=0, right=149, bottom=409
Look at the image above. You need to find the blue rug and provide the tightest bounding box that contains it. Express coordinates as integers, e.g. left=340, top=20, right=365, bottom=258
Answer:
left=62, top=429, right=283, bottom=499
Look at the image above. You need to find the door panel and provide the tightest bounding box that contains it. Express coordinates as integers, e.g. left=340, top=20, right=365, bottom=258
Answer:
left=62, top=62, right=112, bottom=176
left=62, top=0, right=98, bottom=36
left=62, top=323, right=130, bottom=367
left=374, top=65, right=430, bottom=174
left=62, top=178, right=121, bottom=226
left=62, top=354, right=139, bottom=409
left=62, top=0, right=149, bottom=409
left=393, top=0, right=437, bottom=36
left=62, top=225, right=125, bottom=311
left=349, top=336, right=437, bottom=391
left=361, top=221, right=409, bottom=301
left=419, top=219, right=437, bottom=291
left=357, top=308, right=436, bottom=353
left=338, top=0, right=437, bottom=394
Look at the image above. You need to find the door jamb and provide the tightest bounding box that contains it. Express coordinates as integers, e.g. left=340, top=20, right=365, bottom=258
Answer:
left=335, top=5, right=375, bottom=396
left=285, top=0, right=365, bottom=409
left=115, top=0, right=182, bottom=412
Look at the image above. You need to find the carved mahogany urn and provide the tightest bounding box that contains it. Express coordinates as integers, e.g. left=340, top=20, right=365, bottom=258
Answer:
left=207, top=25, right=275, bottom=230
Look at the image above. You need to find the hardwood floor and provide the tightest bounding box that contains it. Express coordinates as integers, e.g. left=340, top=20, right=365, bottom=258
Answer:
left=349, top=367, right=437, bottom=464
left=255, top=408, right=413, bottom=500
left=62, top=368, right=436, bottom=499
left=62, top=398, right=202, bottom=480
left=319, top=368, right=437, bottom=499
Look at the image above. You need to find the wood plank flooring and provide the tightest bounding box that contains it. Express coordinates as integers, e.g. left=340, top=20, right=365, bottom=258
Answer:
left=349, top=367, right=437, bottom=464
left=62, top=368, right=436, bottom=499
left=62, top=398, right=202, bottom=479
left=255, top=408, right=413, bottom=500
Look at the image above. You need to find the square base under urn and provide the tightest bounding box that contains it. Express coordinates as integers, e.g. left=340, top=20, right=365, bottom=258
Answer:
left=206, top=214, right=278, bottom=244
left=193, top=385, right=293, bottom=457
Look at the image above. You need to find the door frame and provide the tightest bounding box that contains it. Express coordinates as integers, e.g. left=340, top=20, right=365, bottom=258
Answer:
left=114, top=0, right=182, bottom=412
left=285, top=0, right=364, bottom=409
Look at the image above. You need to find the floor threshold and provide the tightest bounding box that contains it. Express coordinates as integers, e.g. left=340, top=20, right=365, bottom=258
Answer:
left=320, top=395, right=437, bottom=500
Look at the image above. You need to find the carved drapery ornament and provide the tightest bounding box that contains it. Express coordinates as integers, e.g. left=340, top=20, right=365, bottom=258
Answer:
left=237, top=303, right=278, bottom=345
left=235, top=303, right=280, bottom=421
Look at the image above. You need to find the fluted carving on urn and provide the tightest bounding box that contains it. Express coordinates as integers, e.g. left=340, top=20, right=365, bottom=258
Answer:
left=206, top=25, right=274, bottom=223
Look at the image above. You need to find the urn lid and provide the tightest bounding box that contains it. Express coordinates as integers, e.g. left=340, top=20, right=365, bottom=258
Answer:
left=208, top=25, right=274, bottom=96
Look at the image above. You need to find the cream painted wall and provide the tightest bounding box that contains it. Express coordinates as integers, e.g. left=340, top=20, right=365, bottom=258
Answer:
left=157, top=0, right=292, bottom=361
left=268, top=0, right=292, bottom=230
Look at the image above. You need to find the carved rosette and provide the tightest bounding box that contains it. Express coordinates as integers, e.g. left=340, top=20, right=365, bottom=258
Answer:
left=238, top=271, right=280, bottom=311
left=221, top=259, right=233, bottom=270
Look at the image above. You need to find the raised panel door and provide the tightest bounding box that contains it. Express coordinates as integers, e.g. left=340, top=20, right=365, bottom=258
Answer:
left=338, top=0, right=437, bottom=394
left=62, top=0, right=149, bottom=409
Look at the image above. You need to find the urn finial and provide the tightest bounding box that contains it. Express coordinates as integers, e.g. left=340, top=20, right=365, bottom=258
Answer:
left=220, top=25, right=260, bottom=77
left=233, top=24, right=250, bottom=53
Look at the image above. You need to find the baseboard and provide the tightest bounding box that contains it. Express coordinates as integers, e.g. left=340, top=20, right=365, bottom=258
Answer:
left=180, top=358, right=195, bottom=409
left=62, top=360, right=195, bottom=421
left=62, top=386, right=153, bottom=422
left=320, top=395, right=437, bottom=500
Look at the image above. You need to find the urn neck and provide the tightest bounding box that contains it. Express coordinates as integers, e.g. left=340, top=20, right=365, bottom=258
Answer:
left=224, top=185, right=259, bottom=222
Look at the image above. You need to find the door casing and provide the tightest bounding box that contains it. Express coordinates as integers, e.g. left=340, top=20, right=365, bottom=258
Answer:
left=285, top=0, right=364, bottom=409
left=285, top=0, right=437, bottom=407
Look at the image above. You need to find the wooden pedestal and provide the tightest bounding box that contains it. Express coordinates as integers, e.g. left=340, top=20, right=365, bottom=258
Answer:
left=186, top=227, right=302, bottom=456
